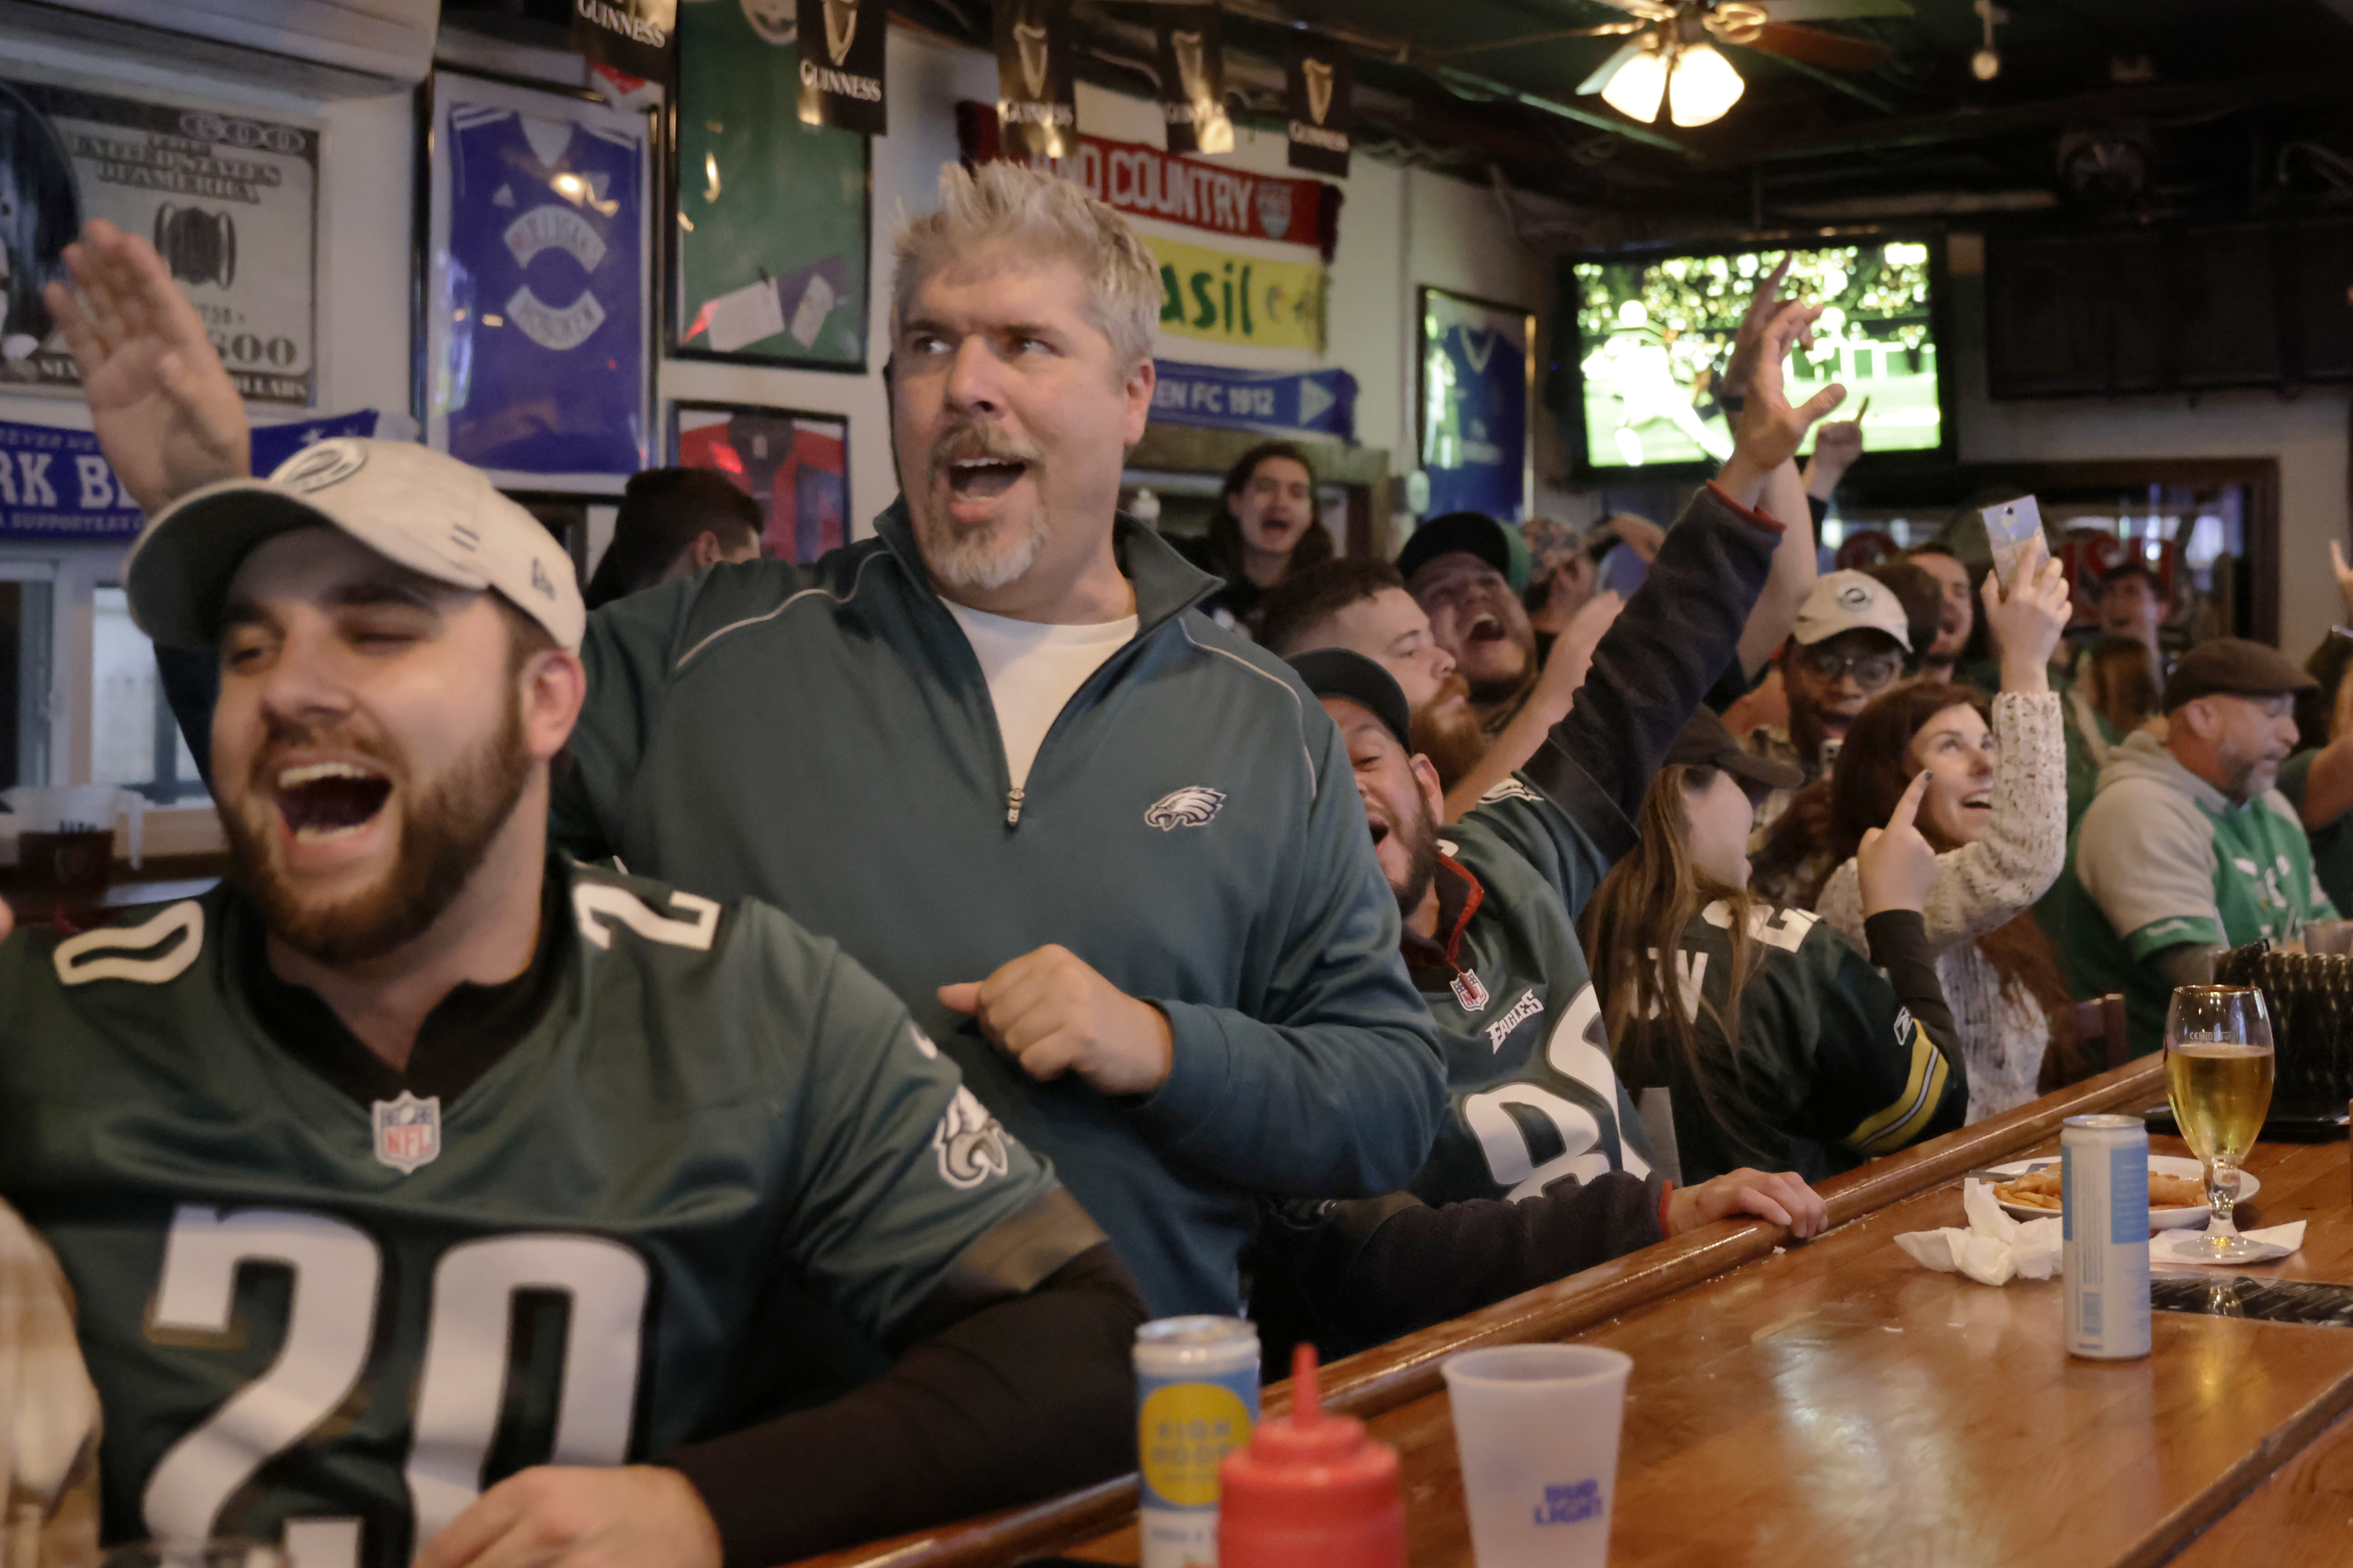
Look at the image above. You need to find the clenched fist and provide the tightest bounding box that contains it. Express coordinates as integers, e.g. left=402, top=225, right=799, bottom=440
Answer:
left=939, top=945, right=1175, bottom=1095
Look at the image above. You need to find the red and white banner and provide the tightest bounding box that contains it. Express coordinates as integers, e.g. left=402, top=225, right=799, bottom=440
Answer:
left=957, top=103, right=1342, bottom=260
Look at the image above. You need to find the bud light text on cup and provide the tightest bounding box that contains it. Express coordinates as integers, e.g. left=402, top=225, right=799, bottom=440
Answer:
left=1535, top=1479, right=1604, bottom=1526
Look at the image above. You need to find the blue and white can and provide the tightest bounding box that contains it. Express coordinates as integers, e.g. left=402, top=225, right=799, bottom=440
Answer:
left=1135, top=1315, right=1260, bottom=1568
left=2063, top=1113, right=2151, bottom=1359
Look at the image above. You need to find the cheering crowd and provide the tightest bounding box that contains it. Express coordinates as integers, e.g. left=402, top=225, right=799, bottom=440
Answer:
left=0, top=164, right=2337, bottom=1568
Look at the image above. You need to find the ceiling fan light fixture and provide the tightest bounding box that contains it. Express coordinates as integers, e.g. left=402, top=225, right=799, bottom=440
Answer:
left=1667, top=41, right=1744, bottom=126
left=1577, top=38, right=1650, bottom=97
left=1599, top=42, right=1670, bottom=123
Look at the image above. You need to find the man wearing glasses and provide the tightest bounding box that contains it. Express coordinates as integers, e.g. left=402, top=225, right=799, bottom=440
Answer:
left=1744, top=570, right=1911, bottom=901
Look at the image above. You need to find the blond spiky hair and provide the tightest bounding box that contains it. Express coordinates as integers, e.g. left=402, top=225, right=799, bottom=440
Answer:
left=893, top=161, right=1164, bottom=371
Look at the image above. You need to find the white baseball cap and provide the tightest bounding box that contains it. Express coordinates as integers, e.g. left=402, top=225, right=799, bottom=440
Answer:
left=1792, top=569, right=1911, bottom=651
left=123, top=438, right=586, bottom=651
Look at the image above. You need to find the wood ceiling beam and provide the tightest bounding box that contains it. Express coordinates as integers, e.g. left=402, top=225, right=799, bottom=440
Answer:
left=1748, top=68, right=2353, bottom=162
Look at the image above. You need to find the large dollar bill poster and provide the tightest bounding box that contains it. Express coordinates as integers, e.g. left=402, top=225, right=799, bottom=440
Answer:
left=0, top=75, right=317, bottom=405
left=673, top=0, right=869, bottom=370
left=423, top=71, right=652, bottom=482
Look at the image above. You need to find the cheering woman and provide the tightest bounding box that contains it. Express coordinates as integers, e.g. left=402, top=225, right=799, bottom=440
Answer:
left=1582, top=709, right=1969, bottom=1183
left=1812, top=541, right=2077, bottom=1119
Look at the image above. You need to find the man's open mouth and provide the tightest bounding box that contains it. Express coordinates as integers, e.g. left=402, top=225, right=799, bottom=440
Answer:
left=1366, top=811, right=1391, bottom=849
left=1467, top=614, right=1506, bottom=644
left=275, top=761, right=392, bottom=843
left=947, top=457, right=1029, bottom=501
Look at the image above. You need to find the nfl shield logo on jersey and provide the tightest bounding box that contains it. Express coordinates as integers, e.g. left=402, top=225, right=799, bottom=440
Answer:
left=373, top=1091, right=443, bottom=1175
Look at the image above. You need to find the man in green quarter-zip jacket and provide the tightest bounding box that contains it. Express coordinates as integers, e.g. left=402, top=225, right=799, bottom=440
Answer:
left=548, top=163, right=1444, bottom=1323
left=122, top=160, right=1445, bottom=1333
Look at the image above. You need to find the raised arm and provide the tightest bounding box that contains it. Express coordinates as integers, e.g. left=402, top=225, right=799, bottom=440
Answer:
left=1519, top=302, right=1844, bottom=827
left=46, top=219, right=250, bottom=514
left=1733, top=453, right=1819, bottom=681
left=1817, top=543, right=2074, bottom=950
left=2295, top=547, right=2353, bottom=829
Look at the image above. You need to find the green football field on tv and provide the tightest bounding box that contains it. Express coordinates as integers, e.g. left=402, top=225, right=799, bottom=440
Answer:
left=1568, top=241, right=1942, bottom=472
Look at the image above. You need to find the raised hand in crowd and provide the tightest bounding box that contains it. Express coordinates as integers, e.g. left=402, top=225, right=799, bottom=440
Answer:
left=1804, top=396, right=1868, bottom=501
left=1440, top=587, right=1628, bottom=817
left=1981, top=535, right=2074, bottom=693
left=939, top=945, right=1175, bottom=1096
left=1714, top=300, right=1848, bottom=510
left=1857, top=770, right=1940, bottom=916
left=1716, top=251, right=1794, bottom=410
left=1594, top=511, right=1666, bottom=565
left=2330, top=539, right=2353, bottom=621
left=1666, top=1166, right=1830, bottom=1240
left=44, top=218, right=249, bottom=514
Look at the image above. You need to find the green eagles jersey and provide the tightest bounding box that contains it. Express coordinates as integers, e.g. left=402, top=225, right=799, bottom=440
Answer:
left=1618, top=901, right=1963, bottom=1184
left=2277, top=749, right=2353, bottom=916
left=0, top=862, right=1060, bottom=1567
left=2047, top=732, right=2338, bottom=1054
left=1408, top=776, right=1653, bottom=1208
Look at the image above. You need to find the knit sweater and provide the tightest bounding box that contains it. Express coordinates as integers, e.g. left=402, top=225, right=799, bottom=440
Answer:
left=1816, top=691, right=2067, bottom=1120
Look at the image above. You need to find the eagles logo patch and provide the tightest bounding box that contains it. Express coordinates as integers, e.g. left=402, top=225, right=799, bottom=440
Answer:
left=933, top=1086, right=1012, bottom=1189
left=1146, top=785, right=1227, bottom=830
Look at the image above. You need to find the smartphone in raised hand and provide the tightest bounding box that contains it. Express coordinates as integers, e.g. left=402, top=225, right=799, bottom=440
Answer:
left=1981, top=496, right=2045, bottom=594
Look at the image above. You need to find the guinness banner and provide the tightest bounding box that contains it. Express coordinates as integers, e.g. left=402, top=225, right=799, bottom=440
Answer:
left=995, top=0, right=1075, bottom=158
left=796, top=0, right=886, bottom=134
left=1286, top=32, right=1352, bottom=178
left=958, top=107, right=1343, bottom=261
left=572, top=0, right=677, bottom=81
left=1153, top=5, right=1231, bottom=157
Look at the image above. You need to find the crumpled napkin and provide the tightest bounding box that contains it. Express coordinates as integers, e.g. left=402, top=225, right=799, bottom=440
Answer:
left=2151, top=1221, right=2307, bottom=1266
left=1895, top=1179, right=2062, bottom=1286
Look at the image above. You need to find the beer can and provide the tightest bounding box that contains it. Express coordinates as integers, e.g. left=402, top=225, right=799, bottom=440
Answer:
left=1136, top=1315, right=1261, bottom=1568
left=2062, top=1113, right=2151, bottom=1359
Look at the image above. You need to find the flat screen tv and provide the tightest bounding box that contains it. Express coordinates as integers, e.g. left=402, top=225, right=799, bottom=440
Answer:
left=1559, top=234, right=1951, bottom=476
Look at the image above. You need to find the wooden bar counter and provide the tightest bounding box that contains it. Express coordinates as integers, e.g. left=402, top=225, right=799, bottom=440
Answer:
left=787, top=1056, right=2353, bottom=1568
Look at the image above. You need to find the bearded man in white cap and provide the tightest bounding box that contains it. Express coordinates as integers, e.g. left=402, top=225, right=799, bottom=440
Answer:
left=3, top=219, right=1144, bottom=1568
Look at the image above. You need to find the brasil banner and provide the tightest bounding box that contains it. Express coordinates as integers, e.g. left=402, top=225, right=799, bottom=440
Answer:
left=1149, top=234, right=1324, bottom=353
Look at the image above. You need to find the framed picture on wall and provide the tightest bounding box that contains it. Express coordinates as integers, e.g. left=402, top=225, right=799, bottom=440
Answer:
left=669, top=0, right=872, bottom=370
left=0, top=71, right=319, bottom=405
left=670, top=400, right=850, bottom=563
left=1417, top=286, right=1534, bottom=523
left=419, top=69, right=654, bottom=487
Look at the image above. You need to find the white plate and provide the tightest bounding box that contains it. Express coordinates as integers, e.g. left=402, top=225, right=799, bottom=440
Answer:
left=1981, top=1155, right=2259, bottom=1232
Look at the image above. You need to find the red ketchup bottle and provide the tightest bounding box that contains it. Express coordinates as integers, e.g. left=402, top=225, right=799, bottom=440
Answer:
left=1216, top=1344, right=1406, bottom=1568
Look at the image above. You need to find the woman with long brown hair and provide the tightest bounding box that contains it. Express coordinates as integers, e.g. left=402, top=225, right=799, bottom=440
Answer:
left=1812, top=543, right=2077, bottom=1118
left=1581, top=708, right=1968, bottom=1184
left=1178, top=441, right=1333, bottom=636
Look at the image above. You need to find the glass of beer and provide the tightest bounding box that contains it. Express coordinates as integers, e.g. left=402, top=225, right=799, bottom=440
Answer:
left=2164, top=984, right=2276, bottom=1262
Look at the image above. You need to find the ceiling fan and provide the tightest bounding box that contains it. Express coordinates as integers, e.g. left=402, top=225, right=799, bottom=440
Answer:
left=1571, top=0, right=1911, bottom=128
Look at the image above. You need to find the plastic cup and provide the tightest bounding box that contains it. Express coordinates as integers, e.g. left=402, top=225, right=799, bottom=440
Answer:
left=1441, top=1344, right=1633, bottom=1568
